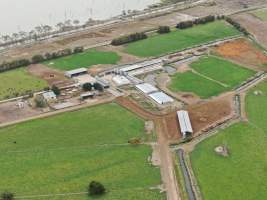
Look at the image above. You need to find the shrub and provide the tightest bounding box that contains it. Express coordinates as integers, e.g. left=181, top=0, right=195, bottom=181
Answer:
left=93, top=83, right=104, bottom=92
left=1, top=192, right=14, bottom=200
left=73, top=46, right=84, bottom=53
left=88, top=181, right=106, bottom=196
left=176, top=20, right=193, bottom=29
left=111, top=32, right=147, bottom=46
left=51, top=85, right=60, bottom=96
left=82, top=83, right=92, bottom=91
left=34, top=95, right=47, bottom=108
left=32, top=54, right=45, bottom=64
left=158, top=26, right=171, bottom=34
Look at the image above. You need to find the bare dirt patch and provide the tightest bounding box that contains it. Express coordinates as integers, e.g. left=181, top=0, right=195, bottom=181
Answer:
left=27, top=64, right=73, bottom=86
left=187, top=95, right=234, bottom=136
left=214, top=38, right=267, bottom=70
left=0, top=101, right=42, bottom=124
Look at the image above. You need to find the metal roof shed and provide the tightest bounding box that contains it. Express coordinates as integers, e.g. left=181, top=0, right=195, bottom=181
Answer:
left=65, top=68, right=88, bottom=78
left=135, top=83, right=158, bottom=94
left=149, top=92, right=174, bottom=104
left=177, top=110, right=193, bottom=138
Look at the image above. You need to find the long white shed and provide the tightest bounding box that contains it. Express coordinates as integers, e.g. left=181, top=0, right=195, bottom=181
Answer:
left=177, top=110, right=193, bottom=138
left=149, top=92, right=174, bottom=105
left=135, top=83, right=158, bottom=94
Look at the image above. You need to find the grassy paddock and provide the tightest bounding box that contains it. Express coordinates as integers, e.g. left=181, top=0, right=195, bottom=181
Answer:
left=168, top=71, right=227, bottom=98
left=0, top=68, right=47, bottom=100
left=0, top=103, right=164, bottom=200
left=191, top=56, right=256, bottom=87
left=125, top=21, right=240, bottom=57
left=44, top=49, right=121, bottom=71
left=190, top=81, right=267, bottom=200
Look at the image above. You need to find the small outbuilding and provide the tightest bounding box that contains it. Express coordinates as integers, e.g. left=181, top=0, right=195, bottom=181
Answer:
left=42, top=91, right=57, bottom=102
left=65, top=68, right=88, bottom=78
left=112, top=76, right=131, bottom=86
left=177, top=110, right=193, bottom=138
left=149, top=92, right=174, bottom=105
left=80, top=92, right=96, bottom=100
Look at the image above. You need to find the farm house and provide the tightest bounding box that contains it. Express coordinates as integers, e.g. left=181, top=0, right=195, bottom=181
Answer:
left=177, top=110, right=193, bottom=138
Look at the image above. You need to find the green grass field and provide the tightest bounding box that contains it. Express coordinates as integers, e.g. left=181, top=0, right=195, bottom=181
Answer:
left=191, top=56, right=256, bottom=88
left=44, top=49, right=121, bottom=71
left=0, top=68, right=47, bottom=100
left=168, top=71, right=227, bottom=98
left=125, top=21, right=240, bottom=57
left=0, top=103, right=164, bottom=200
left=168, top=56, right=255, bottom=99
left=252, top=9, right=267, bottom=21
left=190, top=81, right=267, bottom=200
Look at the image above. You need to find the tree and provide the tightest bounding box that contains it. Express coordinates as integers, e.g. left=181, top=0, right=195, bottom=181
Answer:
left=158, top=26, right=170, bottom=34
left=88, top=181, right=106, bottom=196
left=1, top=192, right=14, bottom=200
left=83, top=83, right=92, bottom=91
left=51, top=85, right=60, bottom=96
left=93, top=83, right=104, bottom=92
left=34, top=95, right=47, bottom=108
left=32, top=54, right=45, bottom=64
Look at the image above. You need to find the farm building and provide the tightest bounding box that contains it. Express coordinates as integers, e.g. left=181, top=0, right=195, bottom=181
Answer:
left=42, top=91, right=57, bottom=102
left=149, top=92, right=174, bottom=105
left=65, top=68, right=88, bottom=78
left=80, top=92, right=96, bottom=100
left=112, top=75, right=131, bottom=86
left=96, top=77, right=110, bottom=89
left=136, top=83, right=158, bottom=94
left=177, top=110, right=193, bottom=138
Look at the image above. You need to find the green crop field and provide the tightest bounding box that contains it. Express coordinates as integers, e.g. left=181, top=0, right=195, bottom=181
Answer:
left=125, top=21, right=240, bottom=57
left=44, top=49, right=121, bottom=71
left=0, top=103, right=164, bottom=200
left=0, top=68, right=48, bottom=100
left=168, top=56, right=255, bottom=99
left=191, top=56, right=256, bottom=88
left=190, top=81, right=267, bottom=200
left=168, top=71, right=227, bottom=98
left=252, top=9, right=267, bottom=21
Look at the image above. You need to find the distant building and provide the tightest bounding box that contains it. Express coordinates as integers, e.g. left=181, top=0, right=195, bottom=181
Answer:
left=177, top=110, right=193, bottom=138
left=135, top=83, right=158, bottom=94
left=95, top=77, right=110, bottom=89
left=80, top=92, right=96, bottom=100
left=112, top=75, right=131, bottom=86
left=65, top=68, right=88, bottom=78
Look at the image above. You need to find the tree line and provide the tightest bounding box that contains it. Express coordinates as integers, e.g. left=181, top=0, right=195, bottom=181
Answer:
left=0, top=46, right=84, bottom=73
left=176, top=15, right=219, bottom=29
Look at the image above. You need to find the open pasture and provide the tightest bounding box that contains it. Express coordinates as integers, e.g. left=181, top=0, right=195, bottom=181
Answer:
left=0, top=68, right=47, bottom=100
left=0, top=103, right=164, bottom=200
left=190, top=81, right=267, bottom=200
left=44, top=49, right=121, bottom=71
left=125, top=21, right=240, bottom=57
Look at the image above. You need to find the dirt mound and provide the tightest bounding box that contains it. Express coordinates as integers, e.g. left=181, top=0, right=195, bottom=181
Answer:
left=214, top=38, right=267, bottom=70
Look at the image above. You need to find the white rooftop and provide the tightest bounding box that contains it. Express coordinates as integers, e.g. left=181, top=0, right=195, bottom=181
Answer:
left=112, top=75, right=131, bottom=86
left=149, top=92, right=174, bottom=104
left=120, top=64, right=142, bottom=72
left=136, top=83, right=158, bottom=94
left=42, top=91, right=56, bottom=99
left=177, top=110, right=193, bottom=137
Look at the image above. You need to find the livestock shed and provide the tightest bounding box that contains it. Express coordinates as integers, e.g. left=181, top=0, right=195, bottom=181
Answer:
left=96, top=77, right=110, bottom=89
left=136, top=83, right=158, bottom=94
left=65, top=68, right=88, bottom=78
left=80, top=92, right=96, bottom=100
left=149, top=92, right=174, bottom=105
left=177, top=110, right=193, bottom=138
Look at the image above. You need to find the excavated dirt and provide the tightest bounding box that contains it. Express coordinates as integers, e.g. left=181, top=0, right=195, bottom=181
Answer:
left=214, top=38, right=267, bottom=71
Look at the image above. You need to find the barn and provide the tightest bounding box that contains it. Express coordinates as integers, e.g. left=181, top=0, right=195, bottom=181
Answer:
left=149, top=92, right=174, bottom=105
left=65, top=68, right=88, bottom=78
left=135, top=83, right=158, bottom=94
left=177, top=110, right=193, bottom=138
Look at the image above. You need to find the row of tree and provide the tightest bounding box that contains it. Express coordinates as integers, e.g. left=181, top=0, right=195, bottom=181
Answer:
left=111, top=32, right=147, bottom=46
left=82, top=82, right=104, bottom=92
left=0, top=46, right=84, bottom=73
left=225, top=17, right=249, bottom=36
left=176, top=15, right=217, bottom=29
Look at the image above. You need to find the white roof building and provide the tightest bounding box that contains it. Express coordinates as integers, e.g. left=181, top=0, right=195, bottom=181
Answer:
left=65, top=68, right=88, bottom=78
left=112, top=76, right=131, bottom=86
left=136, top=83, right=158, bottom=94
left=149, top=92, right=174, bottom=105
left=177, top=110, right=193, bottom=138
left=42, top=91, right=57, bottom=101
